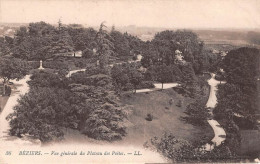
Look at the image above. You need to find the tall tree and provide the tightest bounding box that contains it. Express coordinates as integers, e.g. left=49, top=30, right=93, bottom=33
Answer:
left=95, top=22, right=114, bottom=69
left=150, top=64, right=174, bottom=89
left=0, top=57, right=29, bottom=95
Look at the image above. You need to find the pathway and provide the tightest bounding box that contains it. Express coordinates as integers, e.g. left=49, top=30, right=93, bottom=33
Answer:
left=203, top=73, right=226, bottom=151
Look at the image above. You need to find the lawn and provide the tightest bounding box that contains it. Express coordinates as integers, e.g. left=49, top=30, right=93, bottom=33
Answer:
left=119, top=88, right=214, bottom=146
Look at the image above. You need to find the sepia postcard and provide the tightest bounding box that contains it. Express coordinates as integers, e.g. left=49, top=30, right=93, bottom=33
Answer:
left=0, top=0, right=259, bottom=163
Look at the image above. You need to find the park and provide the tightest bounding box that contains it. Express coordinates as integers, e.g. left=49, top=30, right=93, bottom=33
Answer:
left=0, top=21, right=259, bottom=163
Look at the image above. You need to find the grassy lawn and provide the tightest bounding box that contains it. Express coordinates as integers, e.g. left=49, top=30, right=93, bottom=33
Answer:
left=120, top=88, right=214, bottom=146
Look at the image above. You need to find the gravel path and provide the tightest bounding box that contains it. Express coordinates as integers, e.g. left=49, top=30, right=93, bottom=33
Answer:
left=203, top=73, right=226, bottom=151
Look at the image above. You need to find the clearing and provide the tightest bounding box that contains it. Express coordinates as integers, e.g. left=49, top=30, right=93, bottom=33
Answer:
left=120, top=88, right=214, bottom=146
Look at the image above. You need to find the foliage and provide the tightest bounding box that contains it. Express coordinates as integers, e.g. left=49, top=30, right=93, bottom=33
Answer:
left=28, top=70, right=69, bottom=89
left=141, top=30, right=204, bottom=73
left=136, top=81, right=154, bottom=89
left=176, top=100, right=182, bottom=107
left=69, top=83, right=126, bottom=141
left=148, top=132, right=239, bottom=163
left=82, top=48, right=94, bottom=58
left=145, top=113, right=153, bottom=121
left=0, top=57, right=29, bottom=95
left=111, top=63, right=144, bottom=93
left=0, top=57, right=29, bottom=82
left=148, top=64, right=174, bottom=89
left=214, top=47, right=259, bottom=129
left=28, top=61, right=40, bottom=69
left=7, top=87, right=80, bottom=142
left=222, top=47, right=259, bottom=86
left=182, top=100, right=210, bottom=126
left=95, top=22, right=115, bottom=69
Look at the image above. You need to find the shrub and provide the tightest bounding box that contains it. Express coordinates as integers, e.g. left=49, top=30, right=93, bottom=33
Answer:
left=28, top=61, right=40, bottom=69
left=132, top=55, right=137, bottom=61
left=136, top=81, right=155, bottom=89
left=181, top=100, right=210, bottom=126
left=7, top=87, right=80, bottom=143
left=147, top=132, right=239, bottom=163
left=42, top=60, right=69, bottom=70
left=176, top=100, right=182, bottom=107
left=145, top=113, right=153, bottom=121
left=169, top=99, right=174, bottom=105
left=28, top=70, right=69, bottom=89
left=82, top=48, right=94, bottom=58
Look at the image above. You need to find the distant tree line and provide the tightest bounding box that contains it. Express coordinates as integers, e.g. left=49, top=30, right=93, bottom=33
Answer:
left=0, top=21, right=142, bottom=61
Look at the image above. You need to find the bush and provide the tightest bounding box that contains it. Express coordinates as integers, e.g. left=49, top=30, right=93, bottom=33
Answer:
left=42, top=60, right=69, bottom=70
left=82, top=48, right=94, bottom=58
left=145, top=113, right=153, bottom=121
left=181, top=100, right=210, bottom=126
left=147, top=132, right=239, bottom=163
left=28, top=61, right=40, bottom=69
left=136, top=81, right=155, bottom=89
left=176, top=100, right=182, bottom=107
left=28, top=70, right=69, bottom=89
left=7, top=87, right=80, bottom=143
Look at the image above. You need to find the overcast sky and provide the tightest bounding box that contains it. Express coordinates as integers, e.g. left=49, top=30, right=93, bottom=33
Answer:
left=0, top=0, right=259, bottom=29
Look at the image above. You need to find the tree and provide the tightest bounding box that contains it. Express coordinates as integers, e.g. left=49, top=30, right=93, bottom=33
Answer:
left=11, top=22, right=56, bottom=60
left=110, top=30, right=131, bottom=57
left=95, top=22, right=114, bottom=69
left=69, top=78, right=127, bottom=141
left=223, top=47, right=259, bottom=86
left=0, top=57, right=29, bottom=95
left=215, top=47, right=260, bottom=129
left=142, top=30, right=203, bottom=73
left=150, top=64, right=173, bottom=89
left=180, top=63, right=198, bottom=97
left=111, top=64, right=130, bottom=93
left=7, top=87, right=80, bottom=142
left=182, top=100, right=210, bottom=126
left=129, top=68, right=143, bottom=93
left=148, top=133, right=239, bottom=163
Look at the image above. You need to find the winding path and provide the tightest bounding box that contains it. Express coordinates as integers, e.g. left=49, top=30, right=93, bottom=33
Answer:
left=203, top=73, right=226, bottom=151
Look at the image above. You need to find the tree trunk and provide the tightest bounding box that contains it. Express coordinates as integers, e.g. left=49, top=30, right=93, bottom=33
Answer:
left=2, top=83, right=5, bottom=96
left=2, top=78, right=7, bottom=96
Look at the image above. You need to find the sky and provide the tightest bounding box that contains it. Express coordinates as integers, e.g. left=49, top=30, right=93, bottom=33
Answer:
left=0, top=0, right=260, bottom=29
